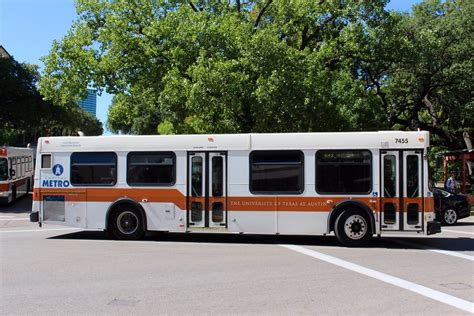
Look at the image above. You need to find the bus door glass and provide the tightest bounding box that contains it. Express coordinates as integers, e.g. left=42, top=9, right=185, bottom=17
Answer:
left=209, top=153, right=227, bottom=228
left=188, top=153, right=206, bottom=228
left=381, top=151, right=399, bottom=230
left=381, top=150, right=423, bottom=231
left=403, top=151, right=423, bottom=230
left=187, top=152, right=227, bottom=229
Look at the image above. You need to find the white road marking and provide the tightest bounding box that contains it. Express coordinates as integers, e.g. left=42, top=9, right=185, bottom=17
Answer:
left=0, top=218, right=30, bottom=221
left=0, top=228, right=81, bottom=233
left=281, top=244, right=474, bottom=314
left=394, top=240, right=474, bottom=262
left=442, top=229, right=474, bottom=236
left=0, top=215, right=15, bottom=218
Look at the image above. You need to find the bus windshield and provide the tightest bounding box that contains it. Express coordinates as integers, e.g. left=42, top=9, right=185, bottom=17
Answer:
left=0, top=158, right=8, bottom=181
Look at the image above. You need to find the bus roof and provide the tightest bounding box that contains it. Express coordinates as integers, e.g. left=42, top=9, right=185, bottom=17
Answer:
left=37, top=131, right=429, bottom=152
left=0, top=147, right=35, bottom=157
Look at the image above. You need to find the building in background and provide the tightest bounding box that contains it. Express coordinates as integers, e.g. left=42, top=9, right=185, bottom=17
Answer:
left=0, top=45, right=13, bottom=59
left=79, top=89, right=97, bottom=116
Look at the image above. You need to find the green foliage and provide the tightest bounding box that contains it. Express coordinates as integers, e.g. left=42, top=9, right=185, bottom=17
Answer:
left=0, top=56, right=102, bottom=145
left=360, top=0, right=474, bottom=148
left=40, top=0, right=389, bottom=135
left=39, top=0, right=473, bottom=149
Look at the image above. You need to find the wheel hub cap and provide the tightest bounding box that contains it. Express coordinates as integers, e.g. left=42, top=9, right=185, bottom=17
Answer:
left=444, top=209, right=457, bottom=224
left=344, top=215, right=367, bottom=240
left=117, top=211, right=139, bottom=235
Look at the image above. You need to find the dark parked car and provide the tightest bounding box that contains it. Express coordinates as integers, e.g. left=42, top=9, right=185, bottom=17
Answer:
left=433, top=188, right=472, bottom=225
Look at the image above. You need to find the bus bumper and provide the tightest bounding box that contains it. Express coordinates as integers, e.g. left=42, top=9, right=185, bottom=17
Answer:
left=30, top=212, right=39, bottom=223
left=427, top=221, right=441, bottom=235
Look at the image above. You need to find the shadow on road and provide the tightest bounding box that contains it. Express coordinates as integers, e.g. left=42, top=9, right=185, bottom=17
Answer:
left=48, top=230, right=474, bottom=252
left=447, top=221, right=474, bottom=227
left=0, top=194, right=32, bottom=214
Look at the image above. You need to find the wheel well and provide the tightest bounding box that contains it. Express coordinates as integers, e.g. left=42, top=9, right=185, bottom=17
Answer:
left=328, top=201, right=375, bottom=235
left=106, top=199, right=147, bottom=231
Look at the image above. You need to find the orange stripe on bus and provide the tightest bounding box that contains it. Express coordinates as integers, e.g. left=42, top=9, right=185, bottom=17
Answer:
left=33, top=188, right=433, bottom=213
left=33, top=188, right=187, bottom=209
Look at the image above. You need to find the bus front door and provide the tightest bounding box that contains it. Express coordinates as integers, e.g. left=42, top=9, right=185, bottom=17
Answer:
left=187, top=152, right=227, bottom=229
left=381, top=150, right=423, bottom=231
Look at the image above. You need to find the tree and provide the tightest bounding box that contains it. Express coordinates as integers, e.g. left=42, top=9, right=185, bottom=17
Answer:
left=358, top=0, right=473, bottom=148
left=0, top=55, right=102, bottom=145
left=40, top=0, right=389, bottom=136
left=39, top=0, right=473, bottom=149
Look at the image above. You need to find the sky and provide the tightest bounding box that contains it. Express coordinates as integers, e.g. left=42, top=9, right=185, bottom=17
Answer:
left=0, top=0, right=421, bottom=135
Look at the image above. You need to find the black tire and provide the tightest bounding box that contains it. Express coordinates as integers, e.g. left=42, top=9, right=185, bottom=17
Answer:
left=334, top=209, right=372, bottom=247
left=441, top=208, right=458, bottom=226
left=109, top=205, right=145, bottom=240
left=11, top=186, right=16, bottom=204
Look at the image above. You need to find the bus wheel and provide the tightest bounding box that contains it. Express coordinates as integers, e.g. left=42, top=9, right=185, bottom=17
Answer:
left=11, top=186, right=16, bottom=204
left=109, top=206, right=145, bottom=240
left=334, top=209, right=372, bottom=247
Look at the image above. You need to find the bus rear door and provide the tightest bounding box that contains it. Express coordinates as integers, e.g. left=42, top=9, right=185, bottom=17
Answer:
left=381, top=150, right=423, bottom=231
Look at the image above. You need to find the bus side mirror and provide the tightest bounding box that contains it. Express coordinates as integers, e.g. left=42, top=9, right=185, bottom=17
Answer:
left=9, top=169, right=15, bottom=178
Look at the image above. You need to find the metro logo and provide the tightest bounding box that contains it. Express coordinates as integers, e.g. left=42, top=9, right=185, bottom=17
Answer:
left=42, top=179, right=70, bottom=188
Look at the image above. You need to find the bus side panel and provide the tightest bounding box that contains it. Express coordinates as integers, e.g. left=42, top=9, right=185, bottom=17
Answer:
left=228, top=152, right=276, bottom=234
left=142, top=202, right=186, bottom=232
left=85, top=202, right=108, bottom=229
left=0, top=183, right=12, bottom=204
left=142, top=154, right=187, bottom=232
left=277, top=212, right=328, bottom=234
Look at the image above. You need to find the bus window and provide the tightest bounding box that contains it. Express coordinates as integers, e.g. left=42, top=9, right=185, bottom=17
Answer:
left=71, top=152, right=117, bottom=186
left=0, top=158, right=7, bottom=181
left=384, top=155, right=396, bottom=197
left=191, top=156, right=203, bottom=197
left=406, top=155, right=419, bottom=198
left=21, top=157, right=25, bottom=176
left=250, top=151, right=304, bottom=194
left=13, top=158, right=18, bottom=179
left=316, top=150, right=372, bottom=194
left=42, top=154, right=52, bottom=168
left=127, top=152, right=175, bottom=186
left=212, top=156, right=223, bottom=197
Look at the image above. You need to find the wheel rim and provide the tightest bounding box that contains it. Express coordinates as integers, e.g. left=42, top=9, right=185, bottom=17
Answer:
left=117, top=211, right=139, bottom=235
left=344, top=215, right=367, bottom=240
left=444, top=209, right=457, bottom=225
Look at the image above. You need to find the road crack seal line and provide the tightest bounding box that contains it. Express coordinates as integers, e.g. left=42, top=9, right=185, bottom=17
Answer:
left=107, top=298, right=140, bottom=307
left=280, top=244, right=474, bottom=314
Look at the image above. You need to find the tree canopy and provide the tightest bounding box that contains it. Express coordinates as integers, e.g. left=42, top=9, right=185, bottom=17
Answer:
left=39, top=0, right=473, bottom=149
left=0, top=56, right=102, bottom=145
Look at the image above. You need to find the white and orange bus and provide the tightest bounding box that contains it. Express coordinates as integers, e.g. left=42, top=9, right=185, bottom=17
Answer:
left=30, top=131, right=441, bottom=246
left=0, top=147, right=35, bottom=205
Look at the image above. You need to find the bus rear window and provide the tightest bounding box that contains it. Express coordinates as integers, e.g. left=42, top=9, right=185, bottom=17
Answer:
left=71, top=152, right=117, bottom=186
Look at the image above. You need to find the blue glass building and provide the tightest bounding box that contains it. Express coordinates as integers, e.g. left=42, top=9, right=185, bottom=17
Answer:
left=79, top=89, right=97, bottom=116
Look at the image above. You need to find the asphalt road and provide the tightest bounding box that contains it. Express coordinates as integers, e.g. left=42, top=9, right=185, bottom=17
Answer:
left=1, top=195, right=473, bottom=315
